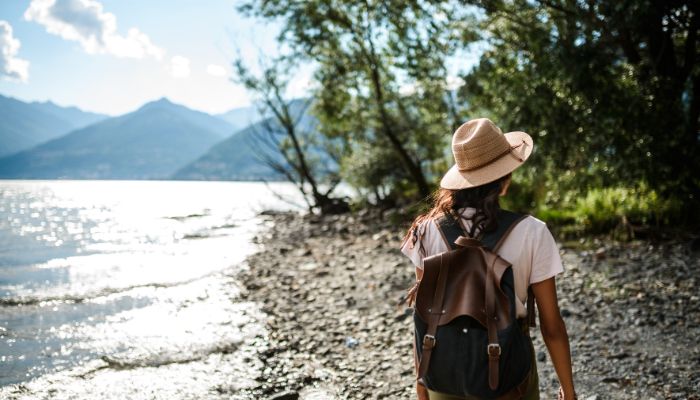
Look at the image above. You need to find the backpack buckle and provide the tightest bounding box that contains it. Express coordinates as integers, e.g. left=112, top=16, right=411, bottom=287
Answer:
left=422, top=334, right=436, bottom=349
left=487, top=343, right=501, bottom=357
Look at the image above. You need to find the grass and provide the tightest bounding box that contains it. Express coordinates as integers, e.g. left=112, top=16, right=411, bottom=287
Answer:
left=534, top=184, right=683, bottom=239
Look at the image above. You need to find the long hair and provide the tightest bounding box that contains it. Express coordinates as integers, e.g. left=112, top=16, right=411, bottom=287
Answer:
left=404, top=173, right=511, bottom=250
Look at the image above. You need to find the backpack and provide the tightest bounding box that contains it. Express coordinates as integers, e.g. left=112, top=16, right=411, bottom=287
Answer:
left=411, top=209, right=537, bottom=399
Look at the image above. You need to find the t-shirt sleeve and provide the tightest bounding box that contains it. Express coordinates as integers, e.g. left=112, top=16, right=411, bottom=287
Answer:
left=401, top=230, right=423, bottom=268
left=529, top=223, right=564, bottom=284
left=400, top=221, right=429, bottom=268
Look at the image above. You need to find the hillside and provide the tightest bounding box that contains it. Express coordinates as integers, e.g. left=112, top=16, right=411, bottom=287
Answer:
left=215, top=105, right=265, bottom=133
left=0, top=98, right=231, bottom=179
left=173, top=99, right=319, bottom=181
left=172, top=119, right=284, bottom=181
left=0, top=94, right=106, bottom=157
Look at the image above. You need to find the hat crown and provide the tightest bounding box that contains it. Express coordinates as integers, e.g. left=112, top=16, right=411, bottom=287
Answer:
left=452, top=118, right=512, bottom=171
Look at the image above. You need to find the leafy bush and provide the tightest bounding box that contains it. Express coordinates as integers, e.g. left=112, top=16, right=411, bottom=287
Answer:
left=571, top=185, right=681, bottom=232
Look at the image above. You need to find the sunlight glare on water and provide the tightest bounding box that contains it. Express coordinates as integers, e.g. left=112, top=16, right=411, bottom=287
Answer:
left=0, top=180, right=304, bottom=398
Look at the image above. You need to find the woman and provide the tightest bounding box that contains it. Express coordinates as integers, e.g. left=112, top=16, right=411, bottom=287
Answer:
left=401, top=118, right=576, bottom=400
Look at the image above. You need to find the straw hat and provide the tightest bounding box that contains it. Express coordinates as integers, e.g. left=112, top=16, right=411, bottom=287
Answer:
left=440, top=118, right=533, bottom=189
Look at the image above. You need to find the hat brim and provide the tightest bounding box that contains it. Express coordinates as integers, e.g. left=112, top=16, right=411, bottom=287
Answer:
left=440, top=131, right=533, bottom=190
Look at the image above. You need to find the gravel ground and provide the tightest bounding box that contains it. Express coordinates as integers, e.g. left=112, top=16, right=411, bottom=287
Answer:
left=237, top=210, right=700, bottom=400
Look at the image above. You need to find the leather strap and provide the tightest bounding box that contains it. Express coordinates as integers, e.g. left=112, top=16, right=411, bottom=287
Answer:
left=484, top=249, right=501, bottom=391
left=417, top=252, right=451, bottom=380
left=527, top=286, right=537, bottom=328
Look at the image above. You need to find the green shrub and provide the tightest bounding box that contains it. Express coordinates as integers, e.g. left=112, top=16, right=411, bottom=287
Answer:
left=571, top=184, right=681, bottom=232
left=503, top=173, right=683, bottom=235
left=535, top=207, right=576, bottom=226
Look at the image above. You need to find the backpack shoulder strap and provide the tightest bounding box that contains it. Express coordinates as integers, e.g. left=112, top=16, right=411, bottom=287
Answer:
left=435, top=213, right=465, bottom=250
left=481, top=209, right=529, bottom=252
left=482, top=209, right=538, bottom=328
left=437, top=210, right=528, bottom=251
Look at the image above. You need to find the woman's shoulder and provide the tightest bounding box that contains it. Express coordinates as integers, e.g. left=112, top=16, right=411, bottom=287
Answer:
left=495, top=209, right=545, bottom=229
left=414, top=211, right=451, bottom=230
left=519, top=213, right=548, bottom=229
left=414, top=216, right=444, bottom=242
left=505, top=212, right=552, bottom=241
left=401, top=214, right=448, bottom=266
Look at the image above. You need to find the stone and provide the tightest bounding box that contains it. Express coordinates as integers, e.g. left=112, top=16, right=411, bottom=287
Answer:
left=268, top=391, right=299, bottom=400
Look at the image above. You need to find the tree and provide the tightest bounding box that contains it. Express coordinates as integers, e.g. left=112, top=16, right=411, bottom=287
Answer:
left=238, top=0, right=474, bottom=201
left=234, top=58, right=349, bottom=214
left=236, top=0, right=698, bottom=225
left=461, top=0, right=699, bottom=221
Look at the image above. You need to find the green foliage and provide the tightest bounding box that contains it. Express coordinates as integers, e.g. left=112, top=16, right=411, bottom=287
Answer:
left=461, top=0, right=700, bottom=226
left=237, top=0, right=699, bottom=229
left=571, top=185, right=682, bottom=232
left=232, top=57, right=347, bottom=213
left=238, top=0, right=475, bottom=200
left=503, top=170, right=684, bottom=233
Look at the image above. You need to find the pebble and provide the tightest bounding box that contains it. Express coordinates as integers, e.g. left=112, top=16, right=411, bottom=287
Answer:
left=268, top=391, right=299, bottom=400
left=238, top=211, right=699, bottom=400
left=344, top=337, right=359, bottom=348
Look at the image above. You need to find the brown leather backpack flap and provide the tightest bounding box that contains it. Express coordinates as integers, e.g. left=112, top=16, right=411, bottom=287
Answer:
left=413, top=253, right=442, bottom=318
left=415, top=248, right=513, bottom=330
left=485, top=252, right=515, bottom=329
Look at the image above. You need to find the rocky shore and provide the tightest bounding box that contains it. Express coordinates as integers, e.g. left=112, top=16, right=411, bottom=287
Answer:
left=237, top=211, right=699, bottom=400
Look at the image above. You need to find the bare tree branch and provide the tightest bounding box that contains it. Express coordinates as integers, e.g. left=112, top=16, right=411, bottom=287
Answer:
left=233, top=54, right=348, bottom=214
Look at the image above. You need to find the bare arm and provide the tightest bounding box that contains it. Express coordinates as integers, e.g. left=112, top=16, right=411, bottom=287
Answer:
left=531, top=277, right=576, bottom=399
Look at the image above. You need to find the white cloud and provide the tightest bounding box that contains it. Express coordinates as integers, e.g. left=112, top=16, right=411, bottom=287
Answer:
left=206, top=64, right=226, bottom=77
left=169, top=55, right=190, bottom=78
left=0, top=20, right=29, bottom=82
left=24, top=0, right=164, bottom=59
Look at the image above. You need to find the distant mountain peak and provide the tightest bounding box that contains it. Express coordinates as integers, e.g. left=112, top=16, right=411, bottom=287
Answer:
left=33, top=100, right=77, bottom=112
left=154, top=97, right=173, bottom=104
left=137, top=97, right=185, bottom=113
left=128, top=97, right=236, bottom=138
left=148, top=97, right=176, bottom=106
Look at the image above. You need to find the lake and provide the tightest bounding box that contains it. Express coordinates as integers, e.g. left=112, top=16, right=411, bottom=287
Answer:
left=0, top=180, right=304, bottom=398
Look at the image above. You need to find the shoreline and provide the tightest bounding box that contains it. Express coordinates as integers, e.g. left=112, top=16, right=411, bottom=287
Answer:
left=238, top=210, right=699, bottom=400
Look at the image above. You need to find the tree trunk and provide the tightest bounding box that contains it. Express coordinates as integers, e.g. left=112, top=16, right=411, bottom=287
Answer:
left=689, top=74, right=700, bottom=150
left=369, top=66, right=431, bottom=198
left=328, top=6, right=431, bottom=198
left=363, top=34, right=431, bottom=198
left=282, top=123, right=321, bottom=199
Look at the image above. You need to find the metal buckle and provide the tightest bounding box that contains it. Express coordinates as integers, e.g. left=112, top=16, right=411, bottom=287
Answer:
left=487, top=343, right=501, bottom=356
left=423, top=334, right=436, bottom=349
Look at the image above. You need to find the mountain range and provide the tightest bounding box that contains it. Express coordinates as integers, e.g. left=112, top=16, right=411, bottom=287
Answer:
left=0, top=94, right=106, bottom=157
left=0, top=95, right=294, bottom=180
left=215, top=106, right=265, bottom=133
left=174, top=99, right=317, bottom=181
left=172, top=119, right=284, bottom=181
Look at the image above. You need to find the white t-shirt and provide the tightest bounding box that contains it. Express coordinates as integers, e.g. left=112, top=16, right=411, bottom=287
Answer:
left=400, top=207, right=563, bottom=318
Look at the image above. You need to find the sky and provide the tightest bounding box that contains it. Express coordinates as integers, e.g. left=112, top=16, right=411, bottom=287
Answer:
left=0, top=0, right=313, bottom=116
